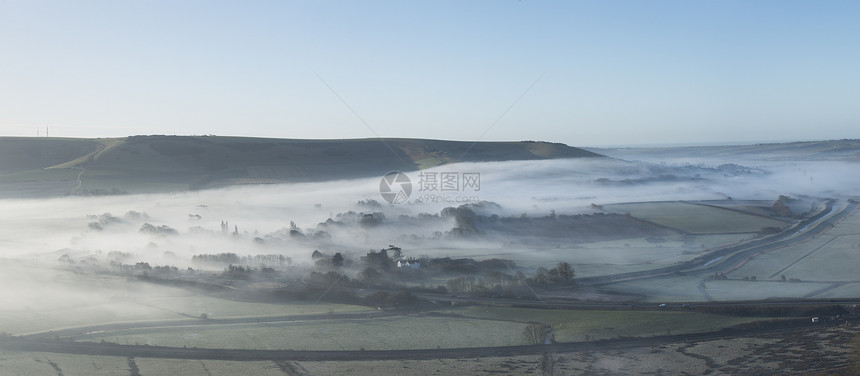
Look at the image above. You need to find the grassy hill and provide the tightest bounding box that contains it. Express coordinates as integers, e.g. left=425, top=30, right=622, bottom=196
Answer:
left=0, top=136, right=603, bottom=198
left=587, top=139, right=860, bottom=162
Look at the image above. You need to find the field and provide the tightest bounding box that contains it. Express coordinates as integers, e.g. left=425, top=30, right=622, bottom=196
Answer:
left=4, top=324, right=856, bottom=375
left=729, top=211, right=860, bottom=283
left=454, top=306, right=767, bottom=341
left=75, top=316, right=528, bottom=350
left=0, top=351, right=546, bottom=375
left=68, top=305, right=771, bottom=352
left=410, top=232, right=756, bottom=279
left=728, top=236, right=837, bottom=281
left=0, top=269, right=374, bottom=336
left=605, top=201, right=788, bottom=234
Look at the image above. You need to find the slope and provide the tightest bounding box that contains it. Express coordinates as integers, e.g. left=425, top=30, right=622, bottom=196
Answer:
left=0, top=136, right=603, bottom=197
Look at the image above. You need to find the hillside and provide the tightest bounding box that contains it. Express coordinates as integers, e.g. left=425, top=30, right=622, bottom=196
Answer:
left=0, top=136, right=603, bottom=198
left=587, top=139, right=860, bottom=162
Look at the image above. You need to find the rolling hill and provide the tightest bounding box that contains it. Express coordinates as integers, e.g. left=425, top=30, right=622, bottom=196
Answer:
left=587, top=139, right=860, bottom=162
left=0, top=136, right=603, bottom=198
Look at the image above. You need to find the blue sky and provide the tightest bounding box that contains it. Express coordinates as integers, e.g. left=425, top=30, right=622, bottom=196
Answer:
left=1, top=0, right=858, bottom=146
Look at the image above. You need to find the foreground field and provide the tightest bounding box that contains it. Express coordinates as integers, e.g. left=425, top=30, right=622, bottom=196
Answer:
left=74, top=315, right=526, bottom=351
left=730, top=211, right=860, bottom=283
left=68, top=305, right=771, bottom=352
left=0, top=268, right=373, bottom=336
left=3, top=324, right=856, bottom=375
left=456, top=306, right=767, bottom=342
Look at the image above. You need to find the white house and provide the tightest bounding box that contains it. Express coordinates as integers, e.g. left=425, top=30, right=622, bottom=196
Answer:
left=397, top=260, right=421, bottom=269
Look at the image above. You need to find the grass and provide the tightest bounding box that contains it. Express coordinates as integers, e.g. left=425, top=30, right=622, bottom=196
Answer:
left=765, top=234, right=860, bottom=282
left=0, top=138, right=101, bottom=173
left=414, top=157, right=445, bottom=169
left=46, top=138, right=126, bottom=169
left=0, top=168, right=81, bottom=182
left=0, top=136, right=601, bottom=197
left=730, top=231, right=859, bottom=282
left=77, top=315, right=528, bottom=350
left=136, top=358, right=285, bottom=376
left=452, top=306, right=768, bottom=342
left=75, top=305, right=770, bottom=351
left=704, top=280, right=834, bottom=301
left=135, top=295, right=375, bottom=320
left=605, top=201, right=787, bottom=234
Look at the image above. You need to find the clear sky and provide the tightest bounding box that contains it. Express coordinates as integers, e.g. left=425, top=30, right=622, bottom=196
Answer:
left=1, top=1, right=858, bottom=146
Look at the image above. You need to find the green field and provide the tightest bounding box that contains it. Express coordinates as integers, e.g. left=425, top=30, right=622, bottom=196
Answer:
left=76, top=315, right=527, bottom=350
left=732, top=235, right=860, bottom=283
left=0, top=270, right=374, bottom=336
left=454, top=306, right=766, bottom=342
left=729, top=211, right=860, bottom=283
left=72, top=305, right=771, bottom=351
left=605, top=202, right=788, bottom=234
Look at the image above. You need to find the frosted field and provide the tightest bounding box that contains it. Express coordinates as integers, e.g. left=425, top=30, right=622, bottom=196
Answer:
left=605, top=202, right=788, bottom=234
left=77, top=316, right=528, bottom=350
left=604, top=274, right=837, bottom=302
left=599, top=205, right=860, bottom=301
left=0, top=353, right=288, bottom=376
left=702, top=280, right=835, bottom=301
left=455, top=306, right=765, bottom=342
left=728, top=236, right=836, bottom=281
left=0, top=265, right=372, bottom=336
left=730, top=209, right=860, bottom=283
left=70, top=305, right=769, bottom=351
left=771, top=234, right=860, bottom=282
left=0, top=352, right=546, bottom=376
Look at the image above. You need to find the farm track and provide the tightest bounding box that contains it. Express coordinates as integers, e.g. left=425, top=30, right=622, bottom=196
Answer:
left=0, top=318, right=846, bottom=361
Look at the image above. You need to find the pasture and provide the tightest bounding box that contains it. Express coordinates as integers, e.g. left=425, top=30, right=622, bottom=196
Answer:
left=454, top=306, right=766, bottom=342
left=605, top=201, right=788, bottom=234
left=75, top=315, right=527, bottom=350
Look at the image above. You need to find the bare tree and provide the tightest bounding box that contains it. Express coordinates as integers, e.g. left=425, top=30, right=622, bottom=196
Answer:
left=556, top=262, right=574, bottom=282
left=332, top=252, right=344, bottom=268
left=523, top=323, right=546, bottom=345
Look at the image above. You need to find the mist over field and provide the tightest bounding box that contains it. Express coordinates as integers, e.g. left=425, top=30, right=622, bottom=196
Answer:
left=4, top=0, right=859, bottom=371
left=2, top=156, right=854, bottom=269
left=1, top=143, right=859, bottom=376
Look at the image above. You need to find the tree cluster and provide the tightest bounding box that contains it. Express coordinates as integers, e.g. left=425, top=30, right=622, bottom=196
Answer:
left=531, top=262, right=575, bottom=286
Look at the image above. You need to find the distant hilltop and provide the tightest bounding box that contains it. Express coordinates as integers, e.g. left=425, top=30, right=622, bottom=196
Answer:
left=0, top=135, right=603, bottom=198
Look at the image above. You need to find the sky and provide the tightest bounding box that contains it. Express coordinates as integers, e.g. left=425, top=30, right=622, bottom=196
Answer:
left=1, top=0, right=858, bottom=147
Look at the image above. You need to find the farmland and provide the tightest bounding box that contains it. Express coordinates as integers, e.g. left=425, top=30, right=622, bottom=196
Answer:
left=64, top=305, right=771, bottom=351
left=0, top=136, right=858, bottom=374
left=728, top=208, right=860, bottom=283
left=453, top=306, right=766, bottom=342
left=74, top=315, right=528, bottom=350
left=604, top=201, right=789, bottom=234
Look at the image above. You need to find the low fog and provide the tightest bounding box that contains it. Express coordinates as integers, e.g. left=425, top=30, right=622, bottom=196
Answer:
left=0, top=156, right=857, bottom=334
